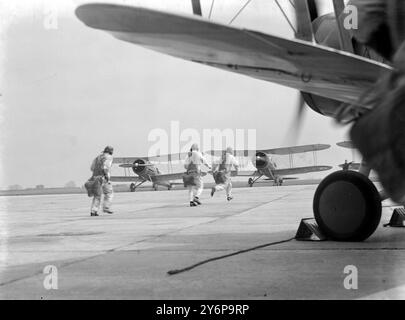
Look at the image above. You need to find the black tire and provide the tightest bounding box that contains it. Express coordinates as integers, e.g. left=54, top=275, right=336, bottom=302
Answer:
left=248, top=178, right=253, bottom=187
left=130, top=183, right=136, bottom=192
left=313, top=171, right=381, bottom=241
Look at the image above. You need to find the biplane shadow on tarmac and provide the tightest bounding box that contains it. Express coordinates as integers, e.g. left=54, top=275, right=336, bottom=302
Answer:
left=76, top=0, right=396, bottom=241
left=208, top=144, right=332, bottom=186
left=111, top=152, right=201, bottom=191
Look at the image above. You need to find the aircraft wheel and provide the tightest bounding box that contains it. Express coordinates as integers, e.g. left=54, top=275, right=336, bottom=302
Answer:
left=153, top=184, right=158, bottom=191
left=313, top=171, right=381, bottom=242
left=168, top=185, right=172, bottom=190
left=130, top=183, right=136, bottom=192
left=248, top=178, right=253, bottom=187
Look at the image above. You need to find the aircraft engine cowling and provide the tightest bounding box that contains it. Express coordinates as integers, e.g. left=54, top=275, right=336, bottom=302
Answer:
left=300, top=13, right=386, bottom=119
left=253, top=152, right=270, bottom=170
left=132, top=159, right=157, bottom=176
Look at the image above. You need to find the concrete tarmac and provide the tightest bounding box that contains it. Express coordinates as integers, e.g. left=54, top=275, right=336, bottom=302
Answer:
left=1, top=185, right=405, bottom=299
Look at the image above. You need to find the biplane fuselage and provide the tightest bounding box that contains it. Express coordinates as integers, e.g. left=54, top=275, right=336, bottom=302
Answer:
left=253, top=152, right=285, bottom=185
left=131, top=159, right=160, bottom=182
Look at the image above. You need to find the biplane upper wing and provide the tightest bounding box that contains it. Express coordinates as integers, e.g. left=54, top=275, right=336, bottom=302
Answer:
left=76, top=4, right=392, bottom=106
left=148, top=152, right=189, bottom=161
left=113, top=157, right=148, bottom=164
left=208, top=144, right=330, bottom=157
left=260, top=144, right=331, bottom=155
left=260, top=144, right=330, bottom=155
left=113, top=152, right=188, bottom=165
left=336, top=141, right=356, bottom=149
left=228, top=170, right=254, bottom=177
left=110, top=176, right=143, bottom=182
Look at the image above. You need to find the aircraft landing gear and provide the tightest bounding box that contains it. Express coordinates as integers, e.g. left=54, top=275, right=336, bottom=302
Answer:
left=274, top=177, right=283, bottom=186
left=313, top=170, right=381, bottom=241
left=153, top=184, right=158, bottom=191
left=168, top=184, right=173, bottom=190
left=129, top=180, right=146, bottom=192
left=248, top=174, right=262, bottom=187
left=130, top=183, right=136, bottom=192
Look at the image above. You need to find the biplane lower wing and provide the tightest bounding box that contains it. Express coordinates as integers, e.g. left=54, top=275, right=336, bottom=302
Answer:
left=152, top=171, right=207, bottom=183
left=235, top=171, right=257, bottom=177
left=237, top=165, right=332, bottom=177
left=339, top=162, right=361, bottom=171
left=113, top=152, right=188, bottom=164
left=110, top=176, right=143, bottom=182
left=76, top=4, right=392, bottom=106
left=265, top=177, right=298, bottom=180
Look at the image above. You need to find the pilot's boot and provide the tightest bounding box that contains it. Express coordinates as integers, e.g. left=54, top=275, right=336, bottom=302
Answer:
left=90, top=212, right=99, bottom=216
left=190, top=201, right=197, bottom=207
left=193, top=196, right=202, bottom=205
left=103, top=208, right=114, bottom=214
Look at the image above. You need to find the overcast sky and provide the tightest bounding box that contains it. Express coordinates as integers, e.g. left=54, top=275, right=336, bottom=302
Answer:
left=0, top=0, right=356, bottom=188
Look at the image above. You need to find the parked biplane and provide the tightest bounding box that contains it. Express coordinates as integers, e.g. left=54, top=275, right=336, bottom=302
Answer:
left=111, top=152, right=201, bottom=191
left=208, top=144, right=332, bottom=186
left=337, top=141, right=361, bottom=171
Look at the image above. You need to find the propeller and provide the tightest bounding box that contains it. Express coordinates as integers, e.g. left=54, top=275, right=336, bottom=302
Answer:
left=283, top=93, right=307, bottom=145
left=284, top=0, right=319, bottom=144
left=191, top=0, right=202, bottom=16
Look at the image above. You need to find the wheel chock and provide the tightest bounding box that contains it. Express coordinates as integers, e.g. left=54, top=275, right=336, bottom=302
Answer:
left=295, top=218, right=327, bottom=241
left=384, top=208, right=405, bottom=227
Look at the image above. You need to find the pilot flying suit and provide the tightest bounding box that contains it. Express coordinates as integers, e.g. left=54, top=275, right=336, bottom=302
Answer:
left=184, top=146, right=210, bottom=206
left=211, top=150, right=239, bottom=201
left=90, top=151, right=113, bottom=215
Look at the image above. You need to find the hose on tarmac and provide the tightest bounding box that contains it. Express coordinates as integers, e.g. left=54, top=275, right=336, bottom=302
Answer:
left=167, top=237, right=295, bottom=276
